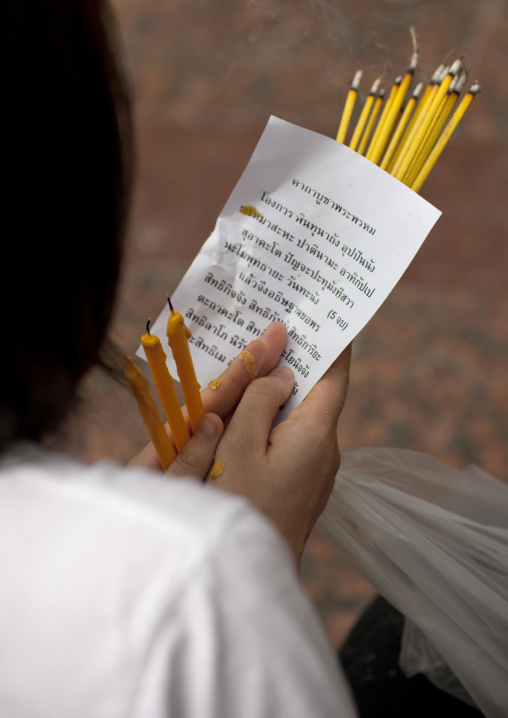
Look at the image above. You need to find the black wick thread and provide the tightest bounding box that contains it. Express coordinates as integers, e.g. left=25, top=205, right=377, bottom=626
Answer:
left=146, top=318, right=151, bottom=335
left=167, top=295, right=174, bottom=313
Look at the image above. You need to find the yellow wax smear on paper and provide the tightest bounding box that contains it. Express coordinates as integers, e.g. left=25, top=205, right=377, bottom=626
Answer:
left=238, top=350, right=257, bottom=379
left=208, top=378, right=222, bottom=390
left=210, top=460, right=225, bottom=479
left=239, top=205, right=263, bottom=218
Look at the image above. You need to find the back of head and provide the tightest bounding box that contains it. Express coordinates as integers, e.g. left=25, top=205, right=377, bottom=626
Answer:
left=1, top=0, right=133, bottom=450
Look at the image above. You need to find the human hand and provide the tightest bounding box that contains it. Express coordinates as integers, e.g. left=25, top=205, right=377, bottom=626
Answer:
left=209, top=345, right=351, bottom=567
left=127, top=321, right=288, bottom=479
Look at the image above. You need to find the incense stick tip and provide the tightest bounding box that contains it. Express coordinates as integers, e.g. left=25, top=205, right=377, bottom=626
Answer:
left=351, top=69, right=363, bottom=90
left=430, top=63, right=444, bottom=83
left=408, top=58, right=418, bottom=74
left=413, top=81, right=425, bottom=98
left=450, top=71, right=467, bottom=94
left=449, top=58, right=462, bottom=76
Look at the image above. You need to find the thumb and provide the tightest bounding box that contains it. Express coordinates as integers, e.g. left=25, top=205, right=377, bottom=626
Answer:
left=166, top=413, right=224, bottom=481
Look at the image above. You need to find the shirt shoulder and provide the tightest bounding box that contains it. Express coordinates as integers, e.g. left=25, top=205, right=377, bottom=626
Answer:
left=0, top=451, right=356, bottom=718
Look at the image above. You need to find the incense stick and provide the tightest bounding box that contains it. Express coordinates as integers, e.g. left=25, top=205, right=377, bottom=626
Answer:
left=394, top=58, right=461, bottom=182
left=388, top=63, right=445, bottom=172
left=336, top=70, right=363, bottom=144
left=381, top=81, right=424, bottom=171
left=357, top=88, right=385, bottom=156
left=404, top=70, right=467, bottom=186
left=368, top=27, right=419, bottom=166
left=365, top=75, right=402, bottom=162
left=349, top=77, right=381, bottom=151
left=410, top=83, right=481, bottom=193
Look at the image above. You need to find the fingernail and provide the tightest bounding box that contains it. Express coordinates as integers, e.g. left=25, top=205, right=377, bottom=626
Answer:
left=196, top=415, right=218, bottom=441
left=270, top=366, right=293, bottom=382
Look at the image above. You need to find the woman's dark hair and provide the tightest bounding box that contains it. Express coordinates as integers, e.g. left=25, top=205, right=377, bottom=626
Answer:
left=1, top=0, right=133, bottom=449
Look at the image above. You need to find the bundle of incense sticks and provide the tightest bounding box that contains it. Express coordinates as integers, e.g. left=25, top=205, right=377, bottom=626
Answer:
left=336, top=28, right=481, bottom=193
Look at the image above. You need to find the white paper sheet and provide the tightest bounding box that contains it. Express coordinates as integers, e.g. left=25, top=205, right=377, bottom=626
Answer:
left=140, top=117, right=441, bottom=421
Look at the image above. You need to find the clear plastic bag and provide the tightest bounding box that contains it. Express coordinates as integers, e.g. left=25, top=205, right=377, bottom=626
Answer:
left=317, top=447, right=508, bottom=718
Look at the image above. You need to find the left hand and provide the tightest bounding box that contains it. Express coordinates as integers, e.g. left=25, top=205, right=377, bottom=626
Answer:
left=127, top=321, right=288, bottom=477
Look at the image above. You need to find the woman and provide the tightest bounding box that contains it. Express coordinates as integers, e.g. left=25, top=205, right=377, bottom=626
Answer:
left=0, top=1, right=354, bottom=715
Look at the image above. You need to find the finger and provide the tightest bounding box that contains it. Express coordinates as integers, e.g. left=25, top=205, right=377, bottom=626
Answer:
left=199, top=321, right=288, bottom=418
left=257, top=321, right=289, bottom=376
left=286, top=344, right=351, bottom=428
left=224, top=366, right=295, bottom=450
left=166, top=413, right=224, bottom=480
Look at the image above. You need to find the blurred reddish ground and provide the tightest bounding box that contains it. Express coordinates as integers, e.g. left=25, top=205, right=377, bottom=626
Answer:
left=63, top=0, right=508, bottom=648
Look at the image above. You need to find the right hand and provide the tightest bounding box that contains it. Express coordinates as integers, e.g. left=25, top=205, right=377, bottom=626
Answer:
left=209, top=345, right=351, bottom=567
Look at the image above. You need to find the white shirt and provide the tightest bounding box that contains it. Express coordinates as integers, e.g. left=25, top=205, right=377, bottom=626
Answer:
left=0, top=447, right=356, bottom=718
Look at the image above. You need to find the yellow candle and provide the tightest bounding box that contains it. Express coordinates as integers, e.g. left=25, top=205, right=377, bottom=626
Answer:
left=166, top=299, right=204, bottom=434
left=123, top=356, right=177, bottom=471
left=141, top=327, right=191, bottom=452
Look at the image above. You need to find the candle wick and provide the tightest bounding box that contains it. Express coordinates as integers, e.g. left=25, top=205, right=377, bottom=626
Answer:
left=167, top=295, right=174, bottom=313
left=146, top=318, right=151, bottom=335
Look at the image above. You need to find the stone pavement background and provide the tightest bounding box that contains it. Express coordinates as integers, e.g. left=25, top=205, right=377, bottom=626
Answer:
left=61, top=0, right=508, bottom=648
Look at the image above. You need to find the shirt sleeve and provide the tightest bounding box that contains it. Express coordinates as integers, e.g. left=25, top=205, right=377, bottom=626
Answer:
left=134, top=501, right=358, bottom=718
